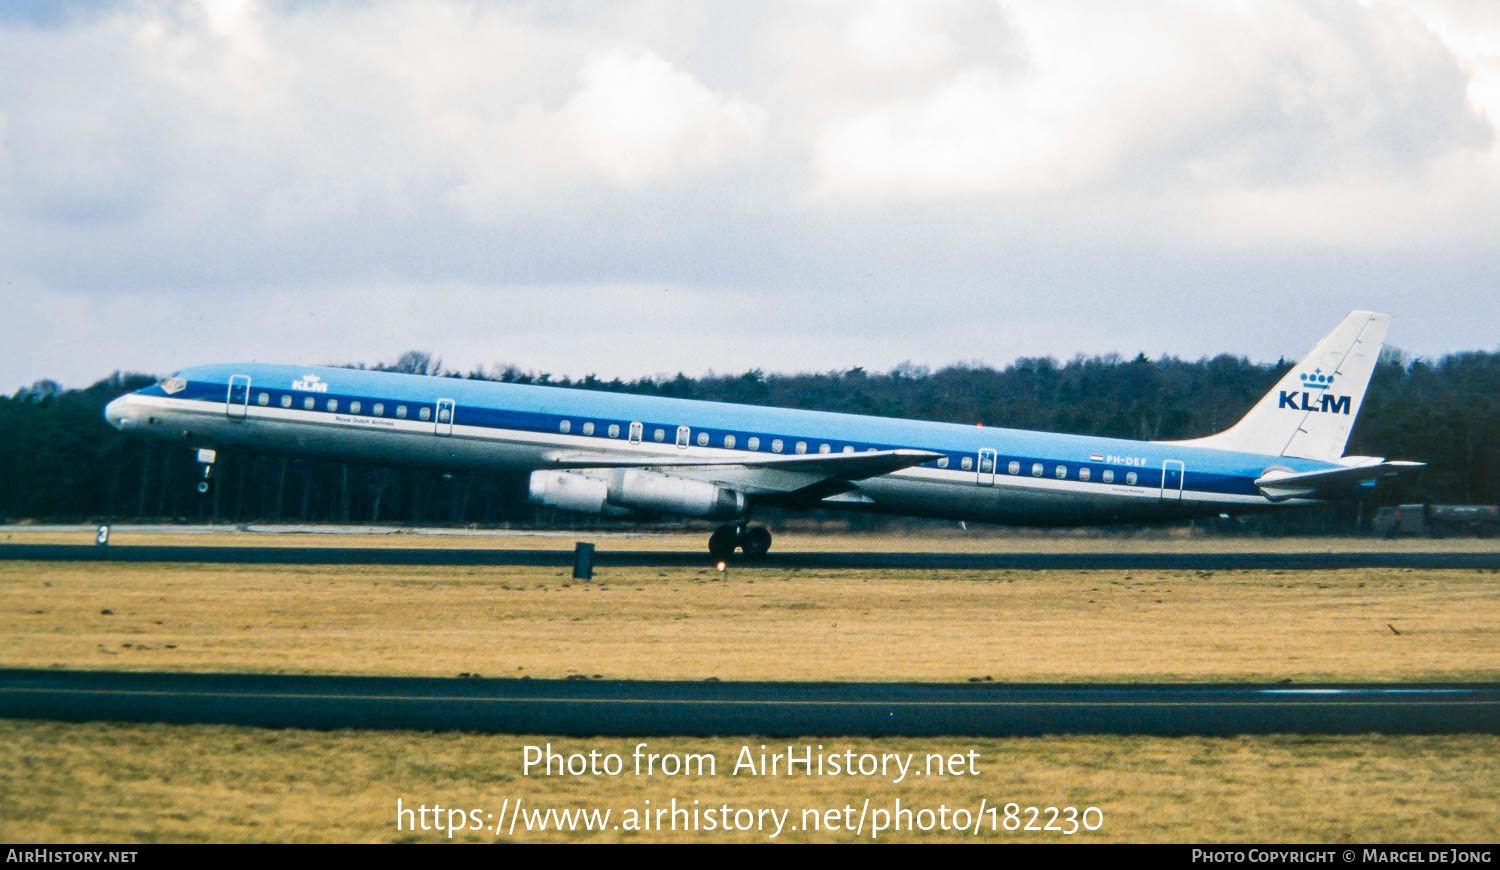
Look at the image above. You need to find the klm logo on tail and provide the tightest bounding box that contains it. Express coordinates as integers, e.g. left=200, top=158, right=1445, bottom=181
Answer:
left=1279, top=369, right=1350, bottom=415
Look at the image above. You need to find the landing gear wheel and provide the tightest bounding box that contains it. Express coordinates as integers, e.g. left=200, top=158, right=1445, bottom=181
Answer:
left=196, top=454, right=215, bottom=496
left=708, top=525, right=738, bottom=561
left=741, top=526, right=772, bottom=558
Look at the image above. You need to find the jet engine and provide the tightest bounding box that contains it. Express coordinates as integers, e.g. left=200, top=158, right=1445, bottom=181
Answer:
left=528, top=469, right=748, bottom=520
left=526, top=469, right=631, bottom=517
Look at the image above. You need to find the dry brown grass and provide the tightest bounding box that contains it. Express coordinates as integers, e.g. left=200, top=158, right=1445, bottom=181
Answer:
left=2, top=560, right=1497, bottom=682
left=3, top=544, right=1497, bottom=843
left=2, top=722, right=1495, bottom=843
left=6, top=525, right=1500, bottom=552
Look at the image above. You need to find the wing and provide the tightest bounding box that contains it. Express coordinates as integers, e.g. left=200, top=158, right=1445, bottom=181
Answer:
left=545, top=448, right=943, bottom=500
left=1255, top=458, right=1425, bottom=501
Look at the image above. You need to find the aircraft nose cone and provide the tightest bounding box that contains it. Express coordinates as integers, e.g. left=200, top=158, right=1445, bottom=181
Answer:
left=104, top=395, right=132, bottom=430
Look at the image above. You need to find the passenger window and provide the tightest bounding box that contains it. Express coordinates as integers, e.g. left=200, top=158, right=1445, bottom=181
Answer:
left=724, top=434, right=736, bottom=449
left=608, top=424, right=620, bottom=438
left=438, top=407, right=450, bottom=423
left=961, top=456, right=973, bottom=470
left=303, top=396, right=315, bottom=410
left=819, top=444, right=831, bottom=454
left=654, top=428, right=665, bottom=441
left=1031, top=463, right=1043, bottom=477
left=697, top=431, right=709, bottom=446
left=560, top=420, right=571, bottom=434
left=373, top=403, right=384, bottom=416
left=1008, top=461, right=1020, bottom=475
left=1126, top=471, right=1138, bottom=486
left=748, top=436, right=760, bottom=451
left=1102, top=469, right=1114, bottom=483
left=280, top=395, right=292, bottom=408
left=396, top=405, right=408, bottom=419
left=582, top=421, right=594, bottom=436
left=938, top=457, right=949, bottom=468
left=1079, top=467, right=1091, bottom=482
left=842, top=446, right=854, bottom=453
left=350, top=401, right=361, bottom=414
left=771, top=439, right=784, bottom=453
left=1055, top=465, right=1067, bottom=479
left=327, top=399, right=338, bottom=412
left=980, top=456, right=993, bottom=473
left=795, top=441, right=807, bottom=454
left=419, top=406, right=431, bottom=421
left=256, top=392, right=269, bottom=406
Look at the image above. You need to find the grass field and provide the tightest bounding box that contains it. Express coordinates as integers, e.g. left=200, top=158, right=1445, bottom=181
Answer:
left=3, top=723, right=1496, bottom=843
left=2, top=530, right=1498, bottom=842
left=2, top=560, right=1497, bottom=682
left=7, top=524, right=1500, bottom=551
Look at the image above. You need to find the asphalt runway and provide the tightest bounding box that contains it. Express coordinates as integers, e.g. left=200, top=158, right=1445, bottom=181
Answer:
left=3, top=669, right=1497, bottom=736
left=4, top=543, right=1500, bottom=570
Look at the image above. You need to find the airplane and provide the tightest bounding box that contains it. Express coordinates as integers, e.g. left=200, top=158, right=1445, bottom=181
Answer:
left=104, top=310, right=1423, bottom=559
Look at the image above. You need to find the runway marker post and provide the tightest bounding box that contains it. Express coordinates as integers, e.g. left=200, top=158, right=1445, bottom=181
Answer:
left=572, top=541, right=595, bottom=581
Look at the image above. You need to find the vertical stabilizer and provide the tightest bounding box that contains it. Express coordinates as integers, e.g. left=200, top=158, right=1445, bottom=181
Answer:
left=1171, top=311, right=1390, bottom=460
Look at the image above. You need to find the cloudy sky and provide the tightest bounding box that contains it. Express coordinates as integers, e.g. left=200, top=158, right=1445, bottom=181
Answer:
left=2, top=0, right=1497, bottom=393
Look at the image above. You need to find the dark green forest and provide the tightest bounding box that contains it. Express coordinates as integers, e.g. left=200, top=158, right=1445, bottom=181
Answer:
left=2, top=348, right=1496, bottom=533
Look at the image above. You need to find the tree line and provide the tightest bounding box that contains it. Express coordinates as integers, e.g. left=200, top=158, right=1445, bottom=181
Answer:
left=2, top=348, right=1495, bottom=533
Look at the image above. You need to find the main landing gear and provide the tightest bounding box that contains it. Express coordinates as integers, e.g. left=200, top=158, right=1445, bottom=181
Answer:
left=708, top=524, right=772, bottom=560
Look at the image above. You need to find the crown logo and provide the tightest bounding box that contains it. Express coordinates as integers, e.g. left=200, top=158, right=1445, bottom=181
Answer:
left=1299, top=368, right=1335, bottom=390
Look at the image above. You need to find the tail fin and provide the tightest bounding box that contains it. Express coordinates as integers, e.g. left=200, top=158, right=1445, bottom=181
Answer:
left=1172, top=311, right=1390, bottom=461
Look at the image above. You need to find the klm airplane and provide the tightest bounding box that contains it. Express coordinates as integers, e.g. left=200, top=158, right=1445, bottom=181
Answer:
left=105, top=311, right=1421, bottom=559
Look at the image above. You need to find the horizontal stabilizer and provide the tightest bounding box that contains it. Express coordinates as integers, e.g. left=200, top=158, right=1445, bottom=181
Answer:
left=1255, top=460, right=1425, bottom=501
left=547, top=448, right=943, bottom=482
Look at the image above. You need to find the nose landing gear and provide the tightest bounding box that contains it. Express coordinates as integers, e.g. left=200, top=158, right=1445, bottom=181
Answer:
left=708, top=524, right=773, bottom=560
left=195, top=448, right=217, bottom=496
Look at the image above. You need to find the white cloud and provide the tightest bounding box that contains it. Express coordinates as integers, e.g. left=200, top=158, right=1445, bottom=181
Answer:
left=3, top=0, right=1493, bottom=243
left=2, top=0, right=1499, bottom=392
left=808, top=0, right=1496, bottom=251
left=445, top=46, right=768, bottom=217
left=565, top=47, right=767, bottom=189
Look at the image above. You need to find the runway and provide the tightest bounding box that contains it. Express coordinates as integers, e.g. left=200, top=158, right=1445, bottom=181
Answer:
left=3, top=669, right=1497, bottom=736
left=4, top=543, right=1500, bottom=570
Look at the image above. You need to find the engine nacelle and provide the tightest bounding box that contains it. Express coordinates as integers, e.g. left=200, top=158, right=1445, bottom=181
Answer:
left=527, top=470, right=632, bottom=517
left=528, top=469, right=748, bottom=520
left=606, top=468, right=748, bottom=520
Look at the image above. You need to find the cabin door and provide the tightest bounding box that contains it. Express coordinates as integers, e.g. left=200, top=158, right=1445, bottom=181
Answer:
left=435, top=398, right=455, bottom=436
left=1160, top=459, right=1185, bottom=502
left=977, top=448, right=997, bottom=486
left=226, top=375, right=251, bottom=420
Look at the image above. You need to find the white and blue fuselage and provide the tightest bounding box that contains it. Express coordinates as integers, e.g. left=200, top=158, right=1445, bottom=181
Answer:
left=105, top=363, right=1343, bottom=525
left=104, top=312, right=1421, bottom=555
